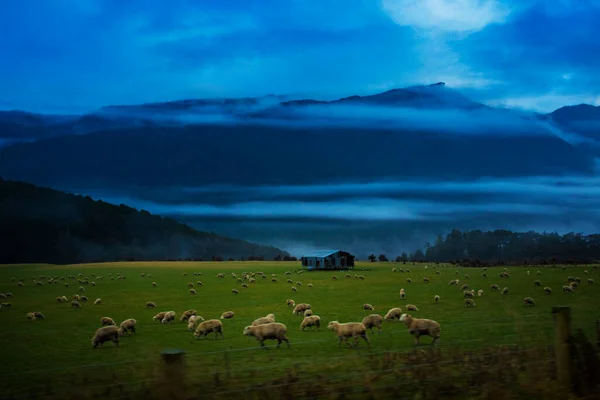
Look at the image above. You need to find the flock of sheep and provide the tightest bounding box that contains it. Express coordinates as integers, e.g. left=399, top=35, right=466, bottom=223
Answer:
left=3, top=264, right=595, bottom=350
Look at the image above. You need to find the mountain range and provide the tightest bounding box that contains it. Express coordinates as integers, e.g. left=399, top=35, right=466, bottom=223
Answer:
left=0, top=82, right=599, bottom=257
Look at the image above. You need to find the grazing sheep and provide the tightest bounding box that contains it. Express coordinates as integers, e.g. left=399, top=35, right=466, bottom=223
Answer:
left=153, top=311, right=167, bottom=321
left=252, top=313, right=276, bottom=326
left=534, top=280, right=541, bottom=286
left=434, top=295, right=440, bottom=303
left=80, top=296, right=88, bottom=302
left=406, top=304, right=419, bottom=312
left=400, top=289, right=406, bottom=299
left=524, top=297, right=535, bottom=307
left=232, top=289, right=239, bottom=295
left=358, top=275, right=365, bottom=280
left=463, top=290, right=474, bottom=298
left=562, top=286, right=574, bottom=293
left=406, top=278, right=412, bottom=283
left=146, top=301, right=156, bottom=308
left=161, top=311, right=176, bottom=324
left=93, top=298, right=101, bottom=305
left=384, top=307, right=402, bottom=321
left=399, top=314, right=440, bottom=346
left=196, top=281, right=203, bottom=286
left=308, top=283, right=313, bottom=288
left=449, top=279, right=459, bottom=286
left=536, top=271, right=541, bottom=276
left=464, top=299, right=476, bottom=307
left=423, top=278, right=430, bottom=283
left=345, top=274, right=352, bottom=279
left=27, top=312, right=36, bottom=320
left=300, top=315, right=321, bottom=330
left=464, top=274, right=469, bottom=280
left=56, top=296, right=65, bottom=303
left=71, top=301, right=81, bottom=309
left=327, top=321, right=370, bottom=348
left=152, top=282, right=157, bottom=287
left=363, top=303, right=374, bottom=311
left=243, top=323, right=290, bottom=348
left=460, top=284, right=469, bottom=291
left=490, top=284, right=499, bottom=291
left=331, top=276, right=338, bottom=281
left=544, top=287, right=553, bottom=294
left=101, top=317, right=116, bottom=326
left=292, top=303, right=311, bottom=315
left=194, top=319, right=224, bottom=339
left=271, top=278, right=277, bottom=283
left=291, top=286, right=297, bottom=292
left=588, top=279, right=594, bottom=284
left=501, top=287, right=509, bottom=295
left=570, top=282, right=578, bottom=289
left=189, top=288, right=197, bottom=295
left=221, top=311, right=235, bottom=319
left=477, top=290, right=484, bottom=297
left=180, top=309, right=197, bottom=323
left=92, top=325, right=119, bottom=348
left=286, top=299, right=296, bottom=307
left=362, top=314, right=384, bottom=334
left=118, top=318, right=137, bottom=336
left=188, top=315, right=203, bottom=325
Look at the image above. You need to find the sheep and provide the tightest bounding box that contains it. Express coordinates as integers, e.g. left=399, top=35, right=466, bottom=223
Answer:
left=286, top=299, right=296, bottom=307
left=101, top=317, right=116, bottom=326
left=477, top=289, right=484, bottom=297
left=300, top=315, right=321, bottom=330
left=490, top=284, right=499, bottom=291
left=243, top=322, right=290, bottom=348
left=399, top=314, right=440, bottom=346
left=194, top=319, right=224, bottom=339
left=71, top=301, right=81, bottom=309
left=153, top=311, right=168, bottom=321
left=345, top=274, right=352, bottom=279
left=93, top=298, right=101, bottom=305
left=308, top=283, right=313, bottom=288
left=221, top=311, right=235, bottom=319
left=196, top=281, right=203, bottom=287
left=358, top=275, right=365, bottom=280
left=91, top=325, right=119, bottom=348
left=362, top=314, right=384, bottom=334
left=1, top=302, right=11, bottom=308
left=331, top=276, right=338, bottom=281
left=118, top=318, right=137, bottom=336
left=189, top=288, right=197, bottom=295
left=363, top=303, right=374, bottom=311
left=161, top=311, right=176, bottom=324
left=152, top=282, right=157, bottom=287
left=252, top=313, right=276, bottom=326
left=588, top=279, right=594, bottom=284
left=464, top=274, right=469, bottom=280
left=423, top=278, right=430, bottom=283
left=27, top=312, right=36, bottom=320
left=292, top=303, right=311, bottom=315
left=180, top=309, right=197, bottom=323
left=524, top=297, right=535, bottom=307
left=544, top=287, right=553, bottom=294
left=570, top=282, right=578, bottom=289
left=463, top=290, right=474, bottom=298
left=449, top=279, right=459, bottom=286
left=434, top=295, right=440, bottom=303
left=536, top=271, right=541, bottom=276
left=406, top=278, right=412, bottom=283
left=406, top=304, right=419, bottom=312
left=534, top=280, right=541, bottom=286
left=291, top=286, right=297, bottom=292
left=327, top=321, right=370, bottom=348
left=501, top=287, right=509, bottom=295
left=562, top=286, right=574, bottom=293
left=146, top=301, right=156, bottom=308
left=384, top=308, right=402, bottom=321
left=464, top=298, right=476, bottom=307
left=400, top=289, right=406, bottom=299
left=460, top=284, right=469, bottom=291
left=188, top=315, right=203, bottom=326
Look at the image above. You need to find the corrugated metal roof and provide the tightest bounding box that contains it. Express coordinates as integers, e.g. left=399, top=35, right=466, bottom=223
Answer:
left=301, top=250, right=340, bottom=258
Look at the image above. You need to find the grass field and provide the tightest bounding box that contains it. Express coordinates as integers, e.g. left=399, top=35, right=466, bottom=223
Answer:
left=0, top=261, right=598, bottom=399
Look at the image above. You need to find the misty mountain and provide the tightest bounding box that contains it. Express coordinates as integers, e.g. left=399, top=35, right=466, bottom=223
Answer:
left=546, top=104, right=600, bottom=139
left=0, top=178, right=288, bottom=264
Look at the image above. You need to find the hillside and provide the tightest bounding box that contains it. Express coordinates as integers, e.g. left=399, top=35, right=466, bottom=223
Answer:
left=0, top=178, right=289, bottom=264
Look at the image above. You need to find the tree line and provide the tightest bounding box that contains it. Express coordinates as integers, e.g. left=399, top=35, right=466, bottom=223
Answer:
left=368, top=229, right=600, bottom=266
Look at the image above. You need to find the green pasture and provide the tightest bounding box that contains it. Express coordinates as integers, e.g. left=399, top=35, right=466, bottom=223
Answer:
left=0, top=261, right=598, bottom=398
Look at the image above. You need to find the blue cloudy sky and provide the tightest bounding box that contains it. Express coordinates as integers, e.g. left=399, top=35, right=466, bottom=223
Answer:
left=1, top=0, right=599, bottom=113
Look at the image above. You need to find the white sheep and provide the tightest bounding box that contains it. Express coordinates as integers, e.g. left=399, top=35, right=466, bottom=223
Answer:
left=300, top=315, right=321, bottom=330
left=146, top=301, right=156, bottom=308
left=292, top=303, right=311, bottom=315
left=221, top=311, right=235, bottom=319
left=304, top=309, right=313, bottom=317
left=399, top=314, right=440, bottom=346
left=252, top=313, right=276, bottom=326
left=100, top=317, right=116, bottom=326
left=118, top=318, right=137, bottom=336
left=243, top=323, right=290, bottom=348
left=93, top=298, right=101, bottom=305
left=384, top=307, right=402, bottom=321
left=286, top=299, right=296, bottom=307
left=477, top=290, right=483, bottom=297
left=361, top=314, right=383, bottom=334
left=523, top=297, right=535, bottom=307
left=363, top=303, right=374, bottom=311
left=327, top=321, right=370, bottom=348
left=406, top=304, right=419, bottom=311
left=180, top=309, right=197, bottom=323
left=91, top=325, right=119, bottom=348
left=161, top=311, right=176, bottom=324
left=71, top=301, right=81, bottom=309
left=153, top=311, right=167, bottom=321
left=544, top=287, right=553, bottom=294
left=434, top=295, right=440, bottom=303
left=194, top=319, right=224, bottom=339
left=464, top=298, right=476, bottom=307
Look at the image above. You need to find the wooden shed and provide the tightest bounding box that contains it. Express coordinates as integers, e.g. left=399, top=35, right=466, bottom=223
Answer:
left=300, top=250, right=355, bottom=270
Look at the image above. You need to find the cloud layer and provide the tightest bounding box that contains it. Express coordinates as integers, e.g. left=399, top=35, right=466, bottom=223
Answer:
left=1, top=0, right=599, bottom=112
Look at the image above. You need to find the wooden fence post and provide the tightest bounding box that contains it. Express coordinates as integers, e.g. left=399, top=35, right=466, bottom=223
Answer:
left=160, top=349, right=186, bottom=400
left=552, top=306, right=572, bottom=388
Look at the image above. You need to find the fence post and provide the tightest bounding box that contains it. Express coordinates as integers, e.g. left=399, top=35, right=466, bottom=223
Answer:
left=596, top=320, right=600, bottom=349
left=160, top=349, right=186, bottom=400
left=552, top=306, right=571, bottom=388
